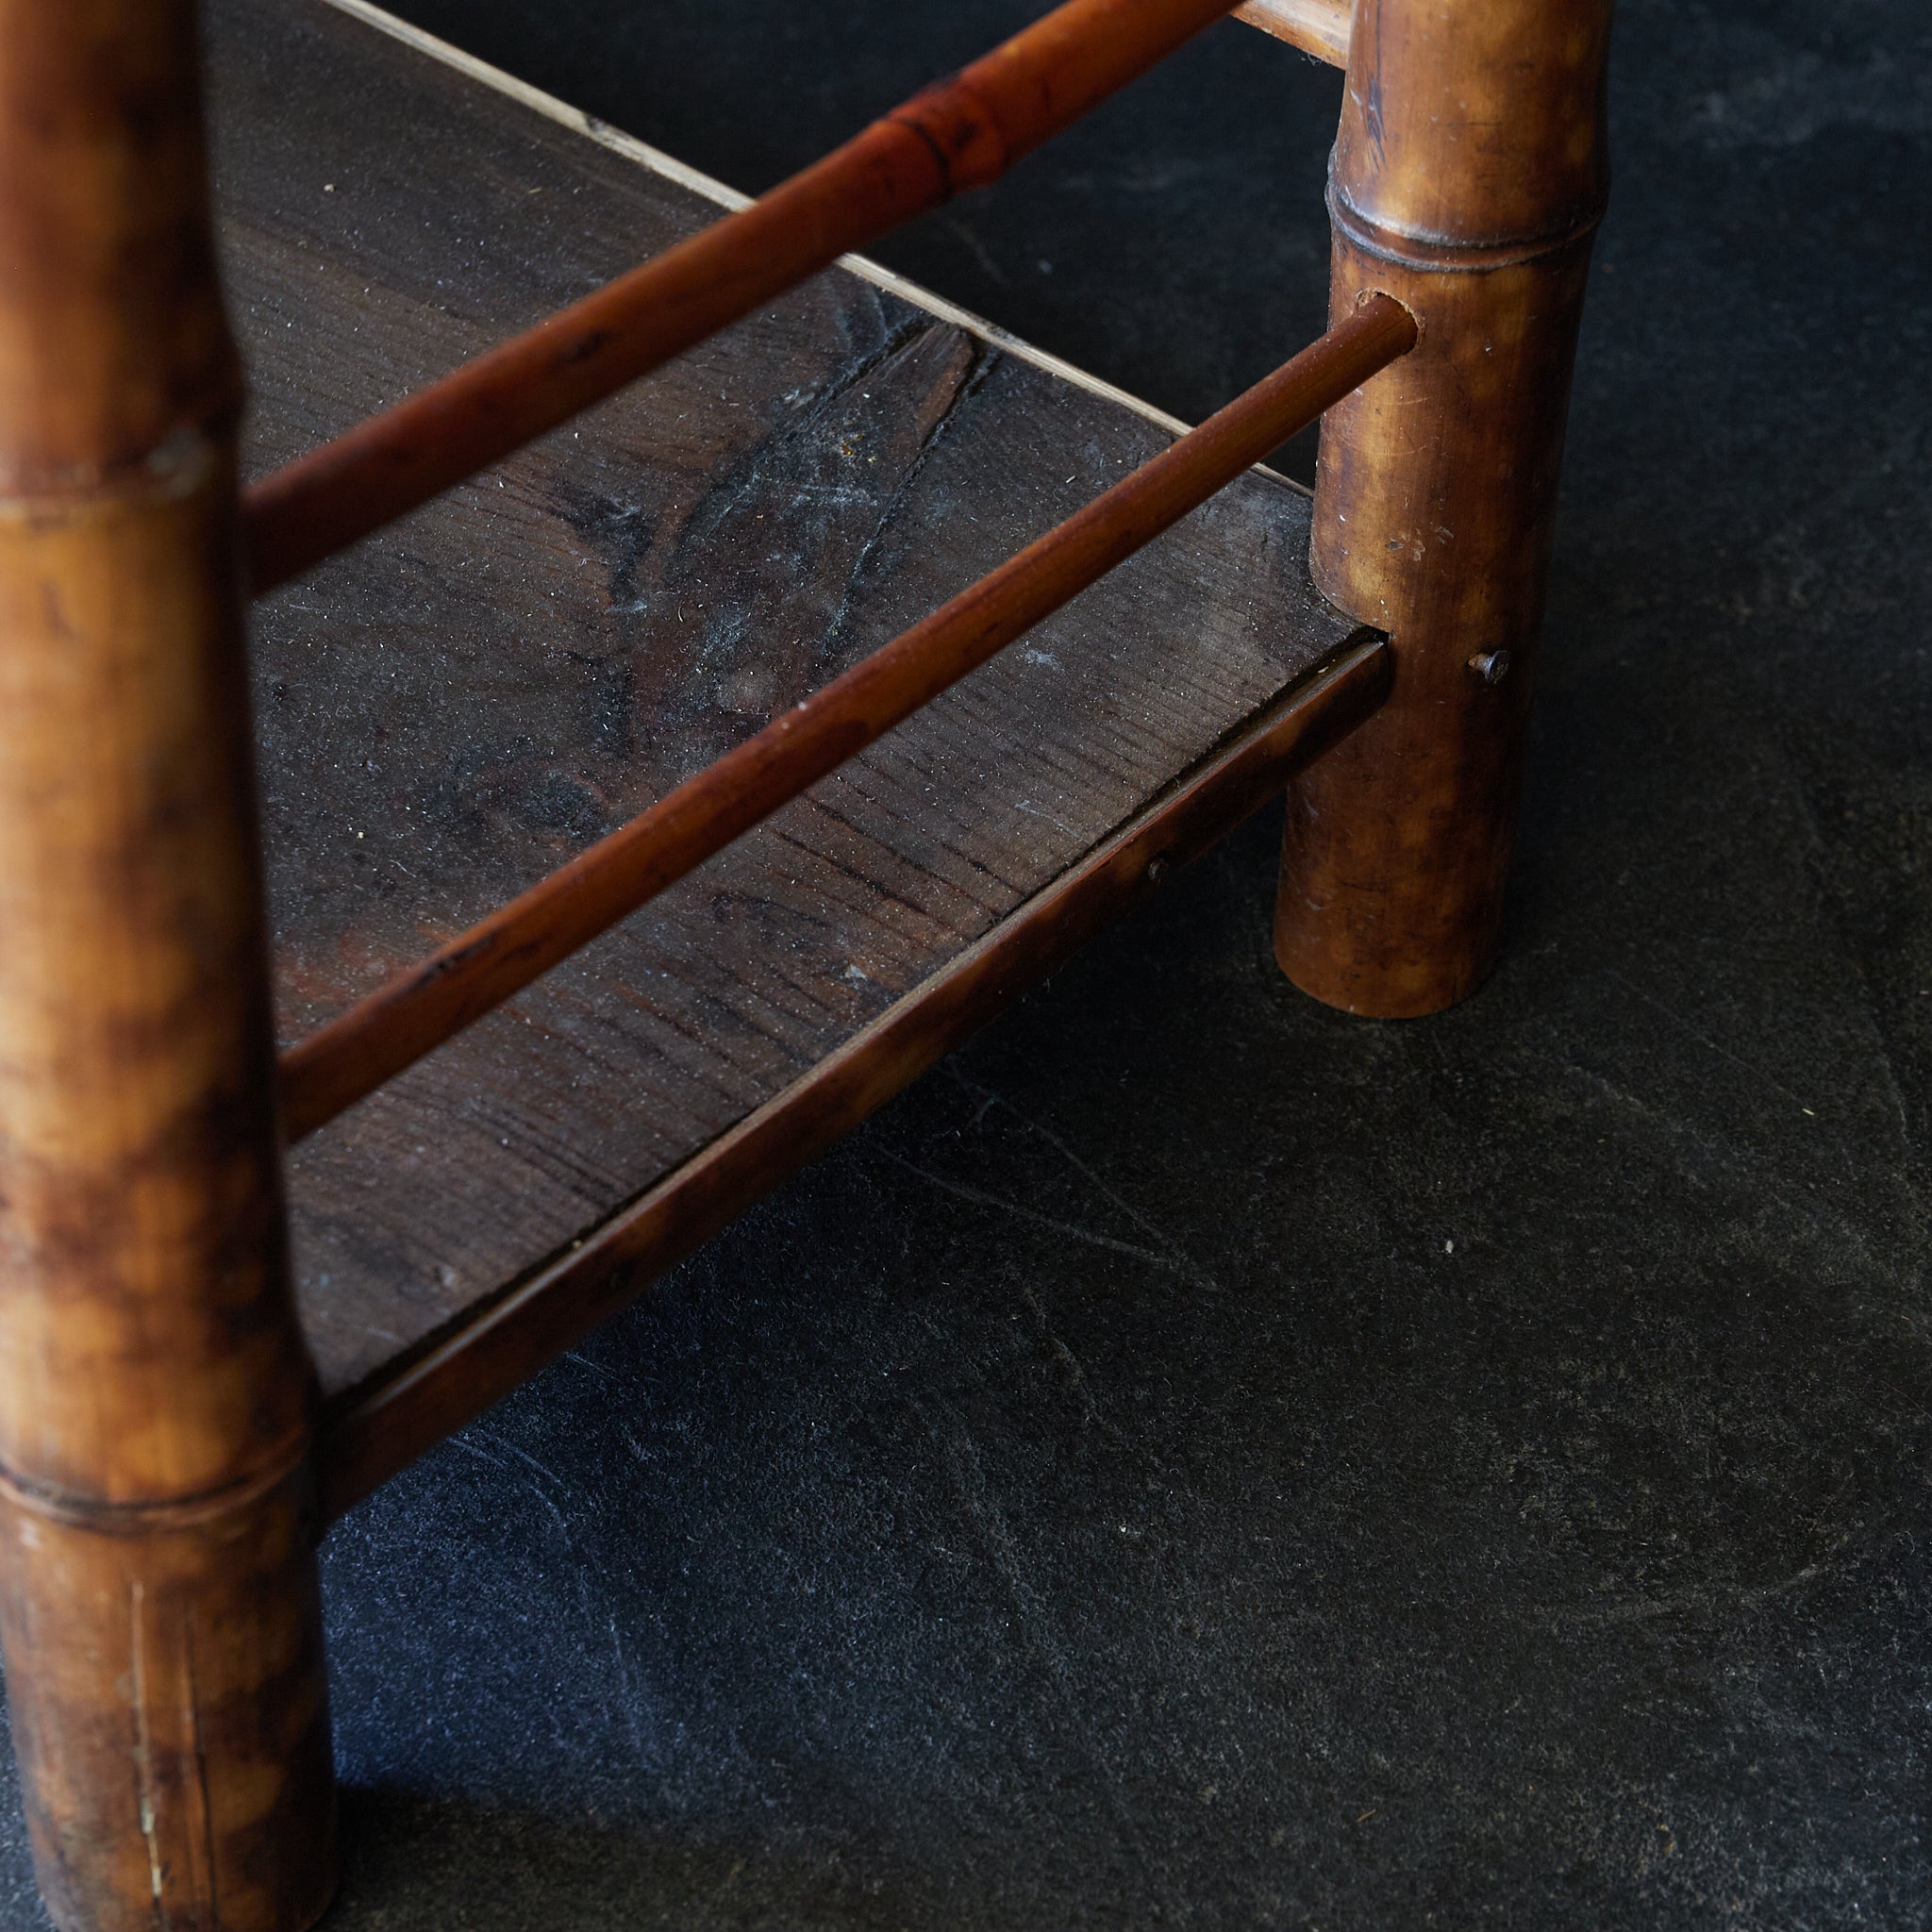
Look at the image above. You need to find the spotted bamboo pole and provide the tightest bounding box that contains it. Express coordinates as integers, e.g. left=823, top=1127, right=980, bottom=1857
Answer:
left=0, top=2, right=336, bottom=1926
left=1232, top=0, right=1351, bottom=66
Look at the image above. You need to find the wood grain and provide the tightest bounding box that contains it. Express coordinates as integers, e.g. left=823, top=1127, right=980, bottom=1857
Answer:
left=277, top=295, right=1413, bottom=1143
left=318, top=639, right=1388, bottom=1517
left=201, top=0, right=1375, bottom=1413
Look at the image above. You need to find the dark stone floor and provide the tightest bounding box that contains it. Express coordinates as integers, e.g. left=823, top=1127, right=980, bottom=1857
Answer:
left=4, top=0, right=1929, bottom=1925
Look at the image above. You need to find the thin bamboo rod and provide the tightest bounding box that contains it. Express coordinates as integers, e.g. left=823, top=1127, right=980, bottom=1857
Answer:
left=278, top=294, right=1417, bottom=1143
left=1233, top=0, right=1352, bottom=66
left=243, top=0, right=1255, bottom=594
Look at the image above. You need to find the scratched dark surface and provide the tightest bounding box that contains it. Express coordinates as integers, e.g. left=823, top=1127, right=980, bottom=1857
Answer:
left=199, top=0, right=1357, bottom=1403
left=3, top=0, right=1929, bottom=1928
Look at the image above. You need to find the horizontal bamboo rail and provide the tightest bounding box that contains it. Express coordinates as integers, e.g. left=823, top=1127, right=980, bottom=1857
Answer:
left=1233, top=0, right=1352, bottom=65
left=242, top=0, right=1258, bottom=593
left=277, top=293, right=1417, bottom=1142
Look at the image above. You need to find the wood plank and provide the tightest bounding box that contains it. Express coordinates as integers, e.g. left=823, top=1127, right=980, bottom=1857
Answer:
left=310, top=0, right=1221, bottom=451
left=239, top=0, right=1277, bottom=593
left=205, top=0, right=1376, bottom=1433
left=317, top=641, right=1386, bottom=1518
left=275, top=297, right=1413, bottom=1144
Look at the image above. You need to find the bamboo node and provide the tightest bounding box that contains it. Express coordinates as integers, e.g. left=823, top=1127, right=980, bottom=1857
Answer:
left=889, top=78, right=1010, bottom=195
left=0, top=1426, right=316, bottom=1539
left=1325, top=176, right=1607, bottom=275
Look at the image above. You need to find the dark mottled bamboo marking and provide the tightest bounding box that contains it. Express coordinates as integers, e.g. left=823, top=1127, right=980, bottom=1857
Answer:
left=0, top=2, right=335, bottom=1925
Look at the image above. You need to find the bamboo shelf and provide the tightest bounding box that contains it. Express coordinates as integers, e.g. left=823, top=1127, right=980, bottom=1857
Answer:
left=0, top=0, right=1615, bottom=1920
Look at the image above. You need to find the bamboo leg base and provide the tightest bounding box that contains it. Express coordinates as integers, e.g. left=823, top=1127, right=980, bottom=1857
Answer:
left=1272, top=242, right=1597, bottom=1019
left=0, top=467, right=339, bottom=1930
left=0, top=1472, right=335, bottom=1932
left=1272, top=0, right=1613, bottom=1018
left=0, top=464, right=339, bottom=1932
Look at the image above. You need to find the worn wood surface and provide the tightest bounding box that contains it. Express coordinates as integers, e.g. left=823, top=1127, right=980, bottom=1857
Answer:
left=0, top=2, right=335, bottom=1925
left=1276, top=0, right=1615, bottom=1016
left=208, top=0, right=1370, bottom=1417
left=278, top=296, right=1412, bottom=1144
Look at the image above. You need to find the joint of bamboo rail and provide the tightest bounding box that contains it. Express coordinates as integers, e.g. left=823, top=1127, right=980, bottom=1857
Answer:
left=889, top=79, right=1011, bottom=195
left=1351, top=284, right=1422, bottom=341
left=275, top=294, right=1416, bottom=1143
left=0, top=1426, right=316, bottom=1539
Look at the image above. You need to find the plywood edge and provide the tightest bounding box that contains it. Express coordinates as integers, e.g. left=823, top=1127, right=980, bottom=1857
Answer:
left=310, top=0, right=1309, bottom=497
left=314, top=632, right=1388, bottom=1519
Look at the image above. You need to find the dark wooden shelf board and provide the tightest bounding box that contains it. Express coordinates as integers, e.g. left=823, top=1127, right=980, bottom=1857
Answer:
left=205, top=0, right=1381, bottom=1506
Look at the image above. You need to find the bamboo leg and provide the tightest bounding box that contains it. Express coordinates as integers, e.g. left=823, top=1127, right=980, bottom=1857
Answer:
left=1274, top=0, right=1616, bottom=1017
left=0, top=3, right=336, bottom=1926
